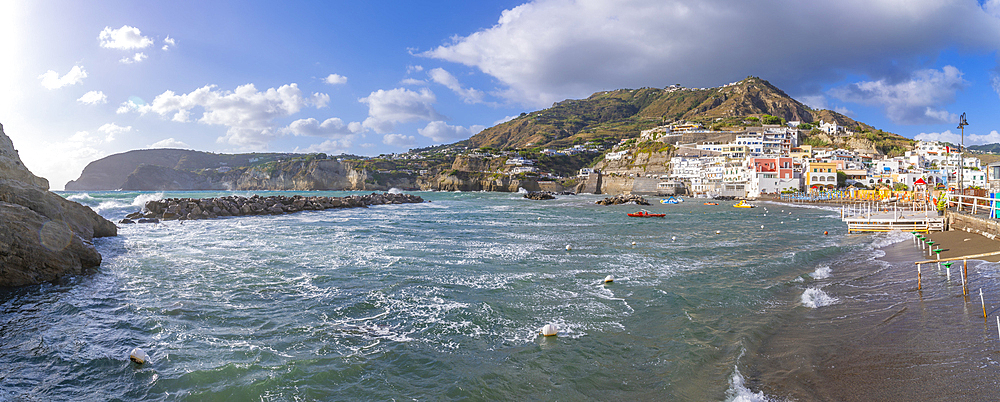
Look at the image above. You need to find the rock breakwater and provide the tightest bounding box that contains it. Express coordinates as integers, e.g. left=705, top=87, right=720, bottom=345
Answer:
left=596, top=194, right=649, bottom=205
left=126, top=192, right=424, bottom=221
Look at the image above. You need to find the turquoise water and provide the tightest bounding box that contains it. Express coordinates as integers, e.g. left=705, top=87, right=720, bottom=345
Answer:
left=3, top=191, right=996, bottom=400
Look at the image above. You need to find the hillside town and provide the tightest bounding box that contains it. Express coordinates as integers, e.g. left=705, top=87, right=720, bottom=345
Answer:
left=587, top=121, right=995, bottom=198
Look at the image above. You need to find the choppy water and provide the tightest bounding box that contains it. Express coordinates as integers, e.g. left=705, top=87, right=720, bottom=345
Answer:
left=3, top=191, right=1000, bottom=401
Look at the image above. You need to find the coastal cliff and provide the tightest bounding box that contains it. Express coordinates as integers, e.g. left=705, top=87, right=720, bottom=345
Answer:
left=0, top=124, right=117, bottom=287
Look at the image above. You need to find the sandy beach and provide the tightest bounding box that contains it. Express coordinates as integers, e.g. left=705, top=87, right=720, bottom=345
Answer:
left=923, top=229, right=1000, bottom=262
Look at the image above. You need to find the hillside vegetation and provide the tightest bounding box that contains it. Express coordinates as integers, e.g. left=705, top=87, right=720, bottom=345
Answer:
left=467, top=76, right=891, bottom=151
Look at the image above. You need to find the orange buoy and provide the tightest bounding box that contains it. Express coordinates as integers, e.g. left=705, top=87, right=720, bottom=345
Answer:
left=823, top=231, right=828, bottom=235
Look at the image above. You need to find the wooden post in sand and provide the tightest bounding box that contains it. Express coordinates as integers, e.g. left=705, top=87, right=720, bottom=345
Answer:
left=961, top=259, right=968, bottom=296
left=917, top=264, right=922, bottom=290
left=981, top=288, right=988, bottom=321
left=964, top=259, right=969, bottom=296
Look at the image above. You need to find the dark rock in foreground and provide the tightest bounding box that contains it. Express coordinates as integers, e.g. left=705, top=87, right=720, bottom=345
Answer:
left=0, top=123, right=118, bottom=287
left=128, top=192, right=424, bottom=221
left=596, top=194, right=649, bottom=205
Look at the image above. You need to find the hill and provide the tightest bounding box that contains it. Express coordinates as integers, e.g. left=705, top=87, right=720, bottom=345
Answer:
left=65, top=149, right=305, bottom=190
left=467, top=76, right=883, bottom=151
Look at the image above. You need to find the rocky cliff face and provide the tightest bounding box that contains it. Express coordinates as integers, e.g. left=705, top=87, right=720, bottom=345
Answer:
left=0, top=124, right=117, bottom=287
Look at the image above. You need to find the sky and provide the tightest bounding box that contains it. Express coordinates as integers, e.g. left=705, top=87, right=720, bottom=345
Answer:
left=3, top=0, right=1000, bottom=189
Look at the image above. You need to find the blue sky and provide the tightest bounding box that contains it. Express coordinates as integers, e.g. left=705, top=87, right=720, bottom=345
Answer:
left=2, top=0, right=1000, bottom=189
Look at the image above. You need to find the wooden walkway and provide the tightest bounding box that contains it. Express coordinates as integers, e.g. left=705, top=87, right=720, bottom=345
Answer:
left=841, top=205, right=945, bottom=233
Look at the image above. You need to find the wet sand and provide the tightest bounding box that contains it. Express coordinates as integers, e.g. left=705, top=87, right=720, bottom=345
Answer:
left=744, top=232, right=1000, bottom=401
left=923, top=230, right=1000, bottom=262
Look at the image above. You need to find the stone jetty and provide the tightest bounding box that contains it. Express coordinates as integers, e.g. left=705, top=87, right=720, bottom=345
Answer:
left=122, top=192, right=424, bottom=222
left=595, top=194, right=649, bottom=206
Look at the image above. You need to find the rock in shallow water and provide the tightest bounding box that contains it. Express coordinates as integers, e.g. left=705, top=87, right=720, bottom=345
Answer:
left=0, top=123, right=117, bottom=287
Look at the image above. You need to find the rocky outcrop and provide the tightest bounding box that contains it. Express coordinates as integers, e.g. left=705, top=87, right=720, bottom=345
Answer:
left=596, top=194, right=649, bottom=205
left=0, top=124, right=117, bottom=287
left=131, top=192, right=424, bottom=221
left=524, top=191, right=556, bottom=200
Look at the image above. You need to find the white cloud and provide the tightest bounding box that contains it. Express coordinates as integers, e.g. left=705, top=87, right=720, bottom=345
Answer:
left=428, top=68, right=484, bottom=103
left=77, top=90, right=107, bottom=105
left=96, top=123, right=131, bottom=142
left=417, top=121, right=485, bottom=143
left=99, top=25, right=153, bottom=49
left=295, top=139, right=354, bottom=154
left=493, top=115, right=518, bottom=125
left=383, top=133, right=417, bottom=148
left=915, top=129, right=1000, bottom=145
left=360, top=87, right=445, bottom=134
left=38, top=65, right=87, bottom=89
left=162, top=36, right=176, bottom=51
left=400, top=78, right=427, bottom=86
left=422, top=0, right=1000, bottom=108
left=829, top=66, right=965, bottom=124
left=407, top=65, right=424, bottom=73
left=128, top=83, right=329, bottom=148
left=324, top=74, right=348, bottom=85
left=120, top=52, right=148, bottom=64
left=284, top=117, right=363, bottom=138
left=116, top=97, right=152, bottom=114
left=149, top=138, right=190, bottom=149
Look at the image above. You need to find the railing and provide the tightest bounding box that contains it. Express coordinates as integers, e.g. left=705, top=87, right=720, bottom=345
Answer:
left=946, top=192, right=1000, bottom=219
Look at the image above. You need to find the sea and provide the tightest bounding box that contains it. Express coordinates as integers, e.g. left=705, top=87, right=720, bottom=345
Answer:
left=3, top=190, right=1000, bottom=401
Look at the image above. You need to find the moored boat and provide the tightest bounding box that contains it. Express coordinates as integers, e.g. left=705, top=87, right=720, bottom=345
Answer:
left=733, top=200, right=757, bottom=208
left=627, top=210, right=666, bottom=217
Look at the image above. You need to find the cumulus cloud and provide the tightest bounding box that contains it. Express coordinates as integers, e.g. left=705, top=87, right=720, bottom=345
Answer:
left=400, top=78, right=427, bottom=86
left=116, top=97, right=152, bottom=114
left=162, top=36, right=176, bottom=51
left=360, top=87, right=446, bottom=134
left=422, top=0, right=1000, bottom=108
left=284, top=117, right=363, bottom=138
left=99, top=25, right=153, bottom=49
left=38, top=65, right=87, bottom=89
left=324, top=74, right=348, bottom=85
left=77, top=90, right=107, bottom=105
left=295, top=139, right=354, bottom=154
left=97, top=123, right=131, bottom=142
left=148, top=138, right=190, bottom=149
left=383, top=133, right=417, bottom=148
left=915, top=129, right=1000, bottom=145
left=428, top=68, right=484, bottom=103
left=417, top=121, right=485, bottom=143
left=829, top=66, right=966, bottom=124
left=121, top=83, right=329, bottom=148
left=120, top=52, right=148, bottom=64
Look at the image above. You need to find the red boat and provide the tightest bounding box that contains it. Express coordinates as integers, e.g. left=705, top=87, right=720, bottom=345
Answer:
left=627, top=210, right=665, bottom=218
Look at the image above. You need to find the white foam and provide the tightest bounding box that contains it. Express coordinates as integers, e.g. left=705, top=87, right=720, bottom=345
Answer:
left=801, top=287, right=839, bottom=308
left=725, top=366, right=772, bottom=402
left=811, top=266, right=832, bottom=280
left=869, top=229, right=912, bottom=249
left=66, top=193, right=93, bottom=202
left=388, top=187, right=403, bottom=194
left=132, top=192, right=164, bottom=207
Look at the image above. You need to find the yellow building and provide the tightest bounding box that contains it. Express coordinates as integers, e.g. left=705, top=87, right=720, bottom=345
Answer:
left=806, top=161, right=838, bottom=189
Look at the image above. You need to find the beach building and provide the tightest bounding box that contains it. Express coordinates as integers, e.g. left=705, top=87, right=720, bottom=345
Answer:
left=806, top=161, right=838, bottom=190
left=747, top=156, right=799, bottom=196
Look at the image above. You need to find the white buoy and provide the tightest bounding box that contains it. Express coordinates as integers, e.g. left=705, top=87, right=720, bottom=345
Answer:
left=671, top=236, right=677, bottom=241
left=565, top=244, right=572, bottom=251
left=130, top=347, right=149, bottom=365
left=604, top=275, right=614, bottom=283
left=760, top=225, right=764, bottom=229
left=541, top=323, right=558, bottom=336
left=715, top=230, right=721, bottom=234
left=631, top=241, right=636, bottom=246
